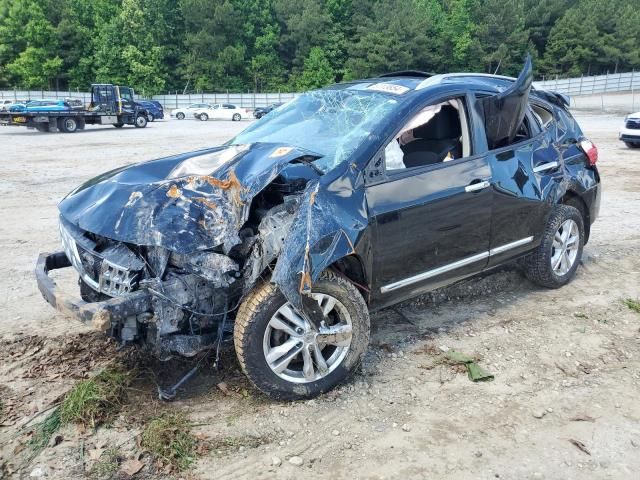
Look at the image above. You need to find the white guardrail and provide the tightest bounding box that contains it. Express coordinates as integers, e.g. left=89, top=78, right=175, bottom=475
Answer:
left=533, top=71, right=640, bottom=96
left=1, top=70, right=638, bottom=109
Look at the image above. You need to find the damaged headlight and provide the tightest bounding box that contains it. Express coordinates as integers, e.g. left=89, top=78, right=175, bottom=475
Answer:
left=59, top=218, right=83, bottom=275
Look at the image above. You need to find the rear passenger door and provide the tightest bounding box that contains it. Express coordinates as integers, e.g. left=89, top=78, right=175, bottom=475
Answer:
left=482, top=100, right=562, bottom=267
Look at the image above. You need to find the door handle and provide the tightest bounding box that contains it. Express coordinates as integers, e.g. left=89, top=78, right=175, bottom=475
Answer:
left=533, top=161, right=559, bottom=173
left=465, top=180, right=491, bottom=193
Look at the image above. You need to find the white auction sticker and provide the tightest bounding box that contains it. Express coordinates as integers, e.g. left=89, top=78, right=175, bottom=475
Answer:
left=366, top=83, right=410, bottom=95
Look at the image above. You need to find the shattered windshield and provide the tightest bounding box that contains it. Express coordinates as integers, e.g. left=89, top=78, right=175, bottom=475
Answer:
left=230, top=90, right=399, bottom=172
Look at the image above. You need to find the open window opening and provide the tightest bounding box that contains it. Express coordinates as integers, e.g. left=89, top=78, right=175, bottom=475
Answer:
left=385, top=97, right=472, bottom=171
left=513, top=114, right=536, bottom=143
left=531, top=104, right=553, bottom=129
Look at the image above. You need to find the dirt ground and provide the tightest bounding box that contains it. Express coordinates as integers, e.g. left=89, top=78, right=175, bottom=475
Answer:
left=0, top=113, right=639, bottom=479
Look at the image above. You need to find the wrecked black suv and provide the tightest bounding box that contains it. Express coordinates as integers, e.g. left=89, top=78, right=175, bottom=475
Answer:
left=37, top=58, right=600, bottom=399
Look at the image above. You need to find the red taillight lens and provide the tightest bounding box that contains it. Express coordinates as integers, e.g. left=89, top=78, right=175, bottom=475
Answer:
left=580, top=139, right=598, bottom=166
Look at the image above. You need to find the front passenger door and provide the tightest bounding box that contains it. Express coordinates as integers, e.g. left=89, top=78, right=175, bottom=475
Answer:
left=366, top=95, right=492, bottom=306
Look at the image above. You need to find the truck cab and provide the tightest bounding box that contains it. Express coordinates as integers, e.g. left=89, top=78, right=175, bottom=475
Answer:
left=90, top=84, right=149, bottom=128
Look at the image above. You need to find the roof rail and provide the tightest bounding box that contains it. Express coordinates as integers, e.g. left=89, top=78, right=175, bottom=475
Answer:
left=416, top=72, right=517, bottom=90
left=378, top=70, right=435, bottom=79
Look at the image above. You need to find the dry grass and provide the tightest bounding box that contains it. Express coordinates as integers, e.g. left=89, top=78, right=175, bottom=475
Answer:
left=59, top=367, right=129, bottom=427
left=141, top=413, right=197, bottom=471
left=623, top=298, right=640, bottom=314
left=89, top=448, right=123, bottom=479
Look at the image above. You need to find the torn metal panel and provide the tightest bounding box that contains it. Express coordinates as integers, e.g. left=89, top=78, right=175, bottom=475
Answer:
left=271, top=161, right=369, bottom=312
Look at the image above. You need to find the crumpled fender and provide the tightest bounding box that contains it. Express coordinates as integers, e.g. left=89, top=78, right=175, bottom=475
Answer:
left=271, top=161, right=368, bottom=312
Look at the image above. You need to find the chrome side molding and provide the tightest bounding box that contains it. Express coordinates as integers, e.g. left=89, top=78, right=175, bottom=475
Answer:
left=489, top=236, right=533, bottom=256
left=381, top=236, right=534, bottom=293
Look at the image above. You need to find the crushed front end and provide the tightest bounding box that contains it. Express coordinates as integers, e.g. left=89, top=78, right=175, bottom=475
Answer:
left=35, top=142, right=318, bottom=360
left=37, top=215, right=242, bottom=359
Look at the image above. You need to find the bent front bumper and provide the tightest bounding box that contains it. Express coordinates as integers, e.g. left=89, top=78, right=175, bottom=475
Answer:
left=35, top=251, right=152, bottom=331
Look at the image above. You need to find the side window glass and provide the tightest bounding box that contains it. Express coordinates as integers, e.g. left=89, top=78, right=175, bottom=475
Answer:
left=384, top=97, right=472, bottom=171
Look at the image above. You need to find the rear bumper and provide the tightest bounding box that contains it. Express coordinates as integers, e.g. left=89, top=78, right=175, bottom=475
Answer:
left=35, top=252, right=152, bottom=331
left=619, top=127, right=640, bottom=142
left=620, top=134, right=640, bottom=143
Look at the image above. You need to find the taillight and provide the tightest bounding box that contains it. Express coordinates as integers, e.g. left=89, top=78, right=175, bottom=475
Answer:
left=580, top=139, right=598, bottom=166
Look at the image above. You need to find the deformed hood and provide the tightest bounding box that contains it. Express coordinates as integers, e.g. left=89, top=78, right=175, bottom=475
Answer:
left=59, top=143, right=321, bottom=254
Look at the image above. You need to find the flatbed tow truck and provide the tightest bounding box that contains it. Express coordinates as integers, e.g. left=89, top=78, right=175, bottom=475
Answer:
left=0, top=84, right=149, bottom=133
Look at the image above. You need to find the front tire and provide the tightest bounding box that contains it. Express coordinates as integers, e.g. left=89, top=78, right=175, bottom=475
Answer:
left=134, top=114, right=147, bottom=128
left=199, top=113, right=209, bottom=121
left=234, top=271, right=370, bottom=400
left=625, top=142, right=640, bottom=149
left=148, top=113, right=154, bottom=122
left=232, top=113, right=241, bottom=121
left=176, top=112, right=185, bottom=120
left=523, top=205, right=584, bottom=288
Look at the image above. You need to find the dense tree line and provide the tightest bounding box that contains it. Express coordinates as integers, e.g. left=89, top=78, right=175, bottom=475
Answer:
left=0, top=0, right=639, bottom=94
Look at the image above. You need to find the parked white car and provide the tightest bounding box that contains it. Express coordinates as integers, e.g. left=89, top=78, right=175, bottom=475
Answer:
left=171, top=103, right=214, bottom=120
left=194, top=104, right=247, bottom=121
left=0, top=99, right=15, bottom=111
left=620, top=112, right=640, bottom=148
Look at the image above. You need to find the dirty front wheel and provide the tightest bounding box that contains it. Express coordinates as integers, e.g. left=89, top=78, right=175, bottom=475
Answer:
left=234, top=271, right=370, bottom=400
left=523, top=205, right=584, bottom=288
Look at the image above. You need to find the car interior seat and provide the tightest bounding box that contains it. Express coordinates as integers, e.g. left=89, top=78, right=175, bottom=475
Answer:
left=401, top=105, right=463, bottom=168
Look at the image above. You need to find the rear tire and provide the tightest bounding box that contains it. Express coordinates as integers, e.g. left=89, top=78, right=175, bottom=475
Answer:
left=34, top=123, right=49, bottom=132
left=625, top=142, right=640, bottom=149
left=59, top=117, right=78, bottom=133
left=114, top=122, right=124, bottom=128
left=234, top=271, right=370, bottom=400
left=199, top=113, right=209, bottom=121
left=523, top=205, right=584, bottom=288
left=176, top=112, right=185, bottom=120
left=232, top=113, right=241, bottom=121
